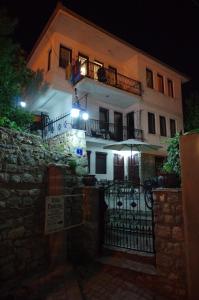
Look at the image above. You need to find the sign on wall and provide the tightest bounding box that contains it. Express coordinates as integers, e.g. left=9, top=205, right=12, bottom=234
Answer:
left=45, top=196, right=65, bottom=234
left=44, top=194, right=84, bottom=235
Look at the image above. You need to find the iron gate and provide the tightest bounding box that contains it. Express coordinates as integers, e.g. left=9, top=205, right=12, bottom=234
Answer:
left=103, top=181, right=155, bottom=253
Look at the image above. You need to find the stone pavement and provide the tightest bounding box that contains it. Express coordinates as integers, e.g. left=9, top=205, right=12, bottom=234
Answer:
left=2, top=262, right=166, bottom=300
left=76, top=262, right=165, bottom=300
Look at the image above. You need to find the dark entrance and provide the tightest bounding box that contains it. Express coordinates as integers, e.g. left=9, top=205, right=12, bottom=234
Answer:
left=114, top=154, right=124, bottom=181
left=114, top=111, right=123, bottom=141
left=127, top=112, right=135, bottom=139
left=128, top=153, right=140, bottom=184
left=99, top=107, right=109, bottom=131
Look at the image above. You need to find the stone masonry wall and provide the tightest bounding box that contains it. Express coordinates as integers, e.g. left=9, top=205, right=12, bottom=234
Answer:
left=153, top=189, right=187, bottom=300
left=0, top=127, right=87, bottom=295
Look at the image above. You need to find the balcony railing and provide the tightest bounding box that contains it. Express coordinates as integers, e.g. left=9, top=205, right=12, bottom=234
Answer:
left=72, top=61, right=142, bottom=96
left=42, top=114, right=143, bottom=141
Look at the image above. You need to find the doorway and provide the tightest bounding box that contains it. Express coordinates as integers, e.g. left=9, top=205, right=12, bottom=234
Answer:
left=127, top=112, right=135, bottom=139
left=114, top=154, right=124, bottom=181
left=114, top=111, right=123, bottom=141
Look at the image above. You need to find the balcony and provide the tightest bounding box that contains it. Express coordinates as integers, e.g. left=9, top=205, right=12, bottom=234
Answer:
left=72, top=61, right=142, bottom=108
left=42, top=114, right=143, bottom=142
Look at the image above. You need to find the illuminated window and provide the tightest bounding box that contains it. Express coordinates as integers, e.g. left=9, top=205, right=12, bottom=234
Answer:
left=170, top=119, right=176, bottom=137
left=59, top=45, right=72, bottom=68
left=146, top=68, right=153, bottom=88
left=168, top=79, right=174, bottom=98
left=157, top=74, right=164, bottom=93
left=78, top=53, right=89, bottom=76
left=94, top=60, right=103, bottom=80
left=148, top=112, right=156, bottom=134
left=159, top=116, right=167, bottom=136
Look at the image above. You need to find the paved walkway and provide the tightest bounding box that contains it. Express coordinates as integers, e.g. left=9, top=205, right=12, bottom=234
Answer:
left=76, top=262, right=164, bottom=300
left=3, top=262, right=166, bottom=300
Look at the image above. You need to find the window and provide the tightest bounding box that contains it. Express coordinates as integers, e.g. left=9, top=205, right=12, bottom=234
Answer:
left=157, top=74, right=164, bottom=93
left=59, top=45, right=72, bottom=68
left=99, top=107, right=109, bottom=130
left=148, top=112, right=156, bottom=134
left=108, top=66, right=117, bottom=85
left=159, top=116, right=167, bottom=136
left=170, top=119, right=176, bottom=137
left=87, top=150, right=91, bottom=173
left=96, top=152, right=107, bottom=174
left=146, top=68, right=153, bottom=88
left=168, top=79, right=174, bottom=98
left=78, top=53, right=89, bottom=76
left=94, top=60, right=103, bottom=80
left=47, top=49, right=52, bottom=71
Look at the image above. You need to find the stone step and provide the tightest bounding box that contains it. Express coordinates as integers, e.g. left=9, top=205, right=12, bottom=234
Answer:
left=96, top=255, right=157, bottom=276
left=102, top=246, right=156, bottom=265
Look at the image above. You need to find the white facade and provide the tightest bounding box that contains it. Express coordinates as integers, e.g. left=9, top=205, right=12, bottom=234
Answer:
left=27, top=3, right=188, bottom=182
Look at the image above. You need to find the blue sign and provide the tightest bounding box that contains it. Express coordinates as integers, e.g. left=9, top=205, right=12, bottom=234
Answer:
left=76, top=148, right=83, bottom=156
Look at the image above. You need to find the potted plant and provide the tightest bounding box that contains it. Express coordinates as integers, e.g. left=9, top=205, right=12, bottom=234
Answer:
left=82, top=174, right=97, bottom=186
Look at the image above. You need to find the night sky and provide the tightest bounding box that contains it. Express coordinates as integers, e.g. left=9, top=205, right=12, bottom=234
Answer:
left=1, top=0, right=199, bottom=90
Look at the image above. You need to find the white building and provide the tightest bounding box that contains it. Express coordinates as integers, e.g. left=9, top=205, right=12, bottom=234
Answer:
left=27, top=3, right=188, bottom=183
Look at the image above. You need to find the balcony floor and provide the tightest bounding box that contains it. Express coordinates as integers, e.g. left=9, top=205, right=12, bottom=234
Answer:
left=75, top=77, right=142, bottom=108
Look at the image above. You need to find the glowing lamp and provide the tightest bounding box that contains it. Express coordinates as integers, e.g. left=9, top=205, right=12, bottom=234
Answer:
left=20, top=101, right=26, bottom=108
left=71, top=108, right=80, bottom=118
left=82, top=112, right=89, bottom=121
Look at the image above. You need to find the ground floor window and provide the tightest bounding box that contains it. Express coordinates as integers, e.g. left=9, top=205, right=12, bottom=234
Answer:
left=96, top=152, right=107, bottom=174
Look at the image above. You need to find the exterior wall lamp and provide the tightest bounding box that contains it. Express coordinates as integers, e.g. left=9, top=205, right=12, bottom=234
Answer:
left=70, top=88, right=89, bottom=120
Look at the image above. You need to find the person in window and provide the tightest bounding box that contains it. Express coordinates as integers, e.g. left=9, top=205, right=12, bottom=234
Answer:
left=97, top=66, right=107, bottom=83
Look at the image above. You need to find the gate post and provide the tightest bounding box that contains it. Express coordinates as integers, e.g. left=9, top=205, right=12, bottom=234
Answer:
left=153, top=189, right=187, bottom=299
left=180, top=133, right=199, bottom=300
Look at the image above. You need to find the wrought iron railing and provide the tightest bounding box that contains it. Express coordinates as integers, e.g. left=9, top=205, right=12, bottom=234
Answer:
left=103, top=180, right=155, bottom=253
left=73, top=60, right=142, bottom=96
left=42, top=114, right=144, bottom=141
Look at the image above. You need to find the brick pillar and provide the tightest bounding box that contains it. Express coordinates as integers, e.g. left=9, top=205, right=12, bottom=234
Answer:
left=82, top=186, right=101, bottom=258
left=47, top=165, right=66, bottom=268
left=153, top=189, right=187, bottom=299
left=180, top=134, right=199, bottom=300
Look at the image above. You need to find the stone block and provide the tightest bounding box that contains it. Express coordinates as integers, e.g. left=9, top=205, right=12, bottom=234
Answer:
left=8, top=226, right=25, bottom=239
left=172, top=226, right=184, bottom=241
left=0, top=263, right=15, bottom=280
left=156, top=225, right=171, bottom=239
left=10, top=175, right=21, bottom=183
left=22, top=173, right=35, bottom=183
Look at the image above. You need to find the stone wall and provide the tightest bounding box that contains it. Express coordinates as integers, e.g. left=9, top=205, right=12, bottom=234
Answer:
left=153, top=189, right=187, bottom=299
left=48, top=129, right=88, bottom=176
left=0, top=127, right=87, bottom=295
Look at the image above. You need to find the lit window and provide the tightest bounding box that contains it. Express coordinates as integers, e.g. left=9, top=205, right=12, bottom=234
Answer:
left=59, top=45, right=72, bottom=68
left=168, top=79, right=174, bottom=98
left=79, top=54, right=89, bottom=76
left=157, top=74, right=164, bottom=93
left=146, top=68, right=153, bottom=88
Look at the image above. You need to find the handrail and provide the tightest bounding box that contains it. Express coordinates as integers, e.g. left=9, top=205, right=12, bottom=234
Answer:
left=73, top=60, right=142, bottom=96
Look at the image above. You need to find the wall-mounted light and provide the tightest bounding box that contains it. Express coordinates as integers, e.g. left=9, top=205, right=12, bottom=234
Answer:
left=71, top=107, right=80, bottom=118
left=71, top=89, right=89, bottom=121
left=82, top=111, right=89, bottom=121
left=20, top=101, right=26, bottom=108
